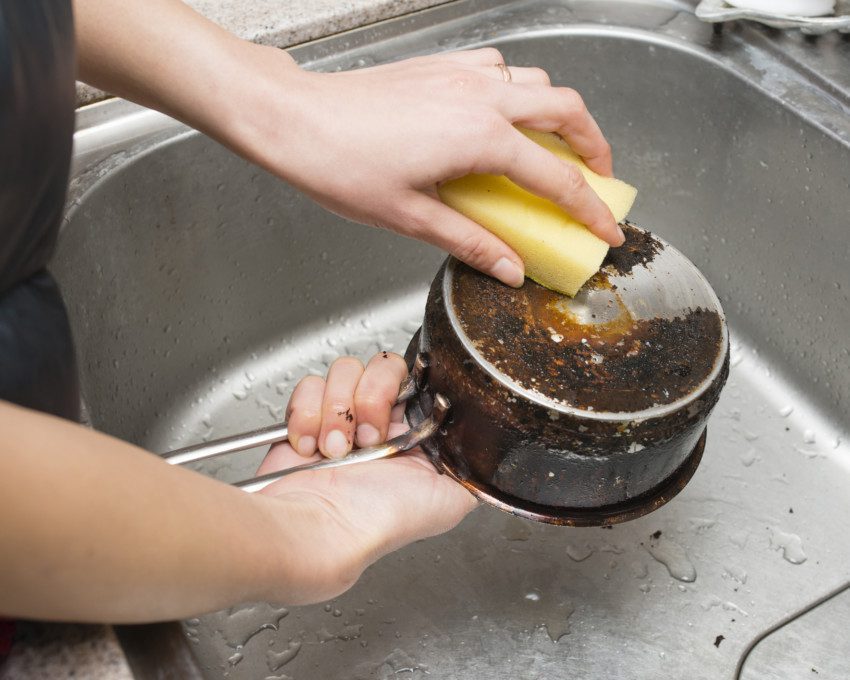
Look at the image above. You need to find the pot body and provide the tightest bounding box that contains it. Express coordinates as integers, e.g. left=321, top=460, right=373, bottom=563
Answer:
left=406, top=258, right=729, bottom=526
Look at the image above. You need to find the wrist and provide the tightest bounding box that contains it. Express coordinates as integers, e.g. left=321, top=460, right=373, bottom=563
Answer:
left=207, top=41, right=306, bottom=175
left=249, top=490, right=371, bottom=606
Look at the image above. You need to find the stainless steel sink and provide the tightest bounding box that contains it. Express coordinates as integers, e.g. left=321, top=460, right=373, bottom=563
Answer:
left=58, top=0, right=850, bottom=677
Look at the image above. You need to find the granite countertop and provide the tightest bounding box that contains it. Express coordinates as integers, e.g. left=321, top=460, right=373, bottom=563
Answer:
left=77, top=0, right=450, bottom=106
left=17, top=6, right=453, bottom=680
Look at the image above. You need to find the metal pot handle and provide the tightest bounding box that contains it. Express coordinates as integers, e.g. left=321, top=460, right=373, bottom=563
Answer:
left=161, top=355, right=447, bottom=493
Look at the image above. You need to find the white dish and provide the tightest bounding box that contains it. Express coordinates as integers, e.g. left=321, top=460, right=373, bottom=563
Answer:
left=695, top=0, right=850, bottom=33
left=725, top=0, right=834, bottom=17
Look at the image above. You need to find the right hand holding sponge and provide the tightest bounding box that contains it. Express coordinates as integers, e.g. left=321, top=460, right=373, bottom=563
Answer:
left=438, top=127, right=637, bottom=297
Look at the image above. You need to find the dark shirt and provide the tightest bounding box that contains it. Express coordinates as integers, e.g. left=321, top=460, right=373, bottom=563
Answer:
left=0, top=0, right=79, bottom=420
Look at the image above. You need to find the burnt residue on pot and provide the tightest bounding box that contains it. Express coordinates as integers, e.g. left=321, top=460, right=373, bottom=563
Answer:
left=450, top=264, right=724, bottom=413
left=602, top=221, right=664, bottom=276
left=406, top=231, right=729, bottom=526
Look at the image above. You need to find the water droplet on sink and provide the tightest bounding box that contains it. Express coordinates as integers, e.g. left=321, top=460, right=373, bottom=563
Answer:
left=770, top=529, right=807, bottom=564
left=525, top=592, right=541, bottom=602
left=267, top=640, right=301, bottom=671
left=631, top=561, right=649, bottom=579
left=566, top=543, right=594, bottom=562
left=599, top=542, right=623, bottom=555
left=740, top=448, right=758, bottom=467
left=795, top=446, right=822, bottom=459
left=646, top=535, right=697, bottom=582
left=376, top=649, right=429, bottom=676
left=542, top=604, right=575, bottom=643
left=689, top=517, right=716, bottom=533
left=722, top=600, right=749, bottom=616
left=702, top=596, right=722, bottom=611
left=219, top=605, right=289, bottom=649
left=803, top=429, right=816, bottom=444
left=723, top=564, right=748, bottom=584
left=779, top=405, right=793, bottom=417
left=317, top=624, right=363, bottom=642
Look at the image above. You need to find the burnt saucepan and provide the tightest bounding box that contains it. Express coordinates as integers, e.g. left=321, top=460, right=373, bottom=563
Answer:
left=164, top=224, right=729, bottom=526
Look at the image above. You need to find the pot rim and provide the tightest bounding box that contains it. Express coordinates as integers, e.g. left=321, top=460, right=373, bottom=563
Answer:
left=442, top=233, right=729, bottom=423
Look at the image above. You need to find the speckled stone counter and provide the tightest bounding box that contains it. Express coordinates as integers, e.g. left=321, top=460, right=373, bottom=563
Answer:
left=76, top=0, right=450, bottom=105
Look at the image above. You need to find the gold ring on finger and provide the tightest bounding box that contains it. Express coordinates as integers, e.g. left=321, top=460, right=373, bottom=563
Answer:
left=495, top=62, right=512, bottom=83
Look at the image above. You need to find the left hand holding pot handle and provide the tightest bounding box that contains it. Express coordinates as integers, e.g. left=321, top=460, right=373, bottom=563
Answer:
left=255, top=352, right=477, bottom=604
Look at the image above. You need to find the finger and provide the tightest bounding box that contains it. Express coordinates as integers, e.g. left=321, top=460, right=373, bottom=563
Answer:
left=500, top=85, right=613, bottom=178
left=319, top=357, right=365, bottom=459
left=390, top=403, right=405, bottom=424
left=285, top=375, right=325, bottom=457
left=413, top=47, right=505, bottom=67
left=477, top=65, right=551, bottom=86
left=401, top=190, right=526, bottom=287
left=353, top=352, right=409, bottom=447
left=494, top=127, right=622, bottom=246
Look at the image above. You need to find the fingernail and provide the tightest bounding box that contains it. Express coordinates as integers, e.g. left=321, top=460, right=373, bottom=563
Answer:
left=615, top=224, right=626, bottom=246
left=356, top=423, right=380, bottom=447
left=297, top=436, right=316, bottom=457
left=324, top=430, right=349, bottom=459
left=493, top=257, right=524, bottom=288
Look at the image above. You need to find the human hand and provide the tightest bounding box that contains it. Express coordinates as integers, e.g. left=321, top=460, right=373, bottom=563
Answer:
left=226, top=45, right=624, bottom=288
left=256, top=353, right=477, bottom=604
left=73, top=0, right=621, bottom=288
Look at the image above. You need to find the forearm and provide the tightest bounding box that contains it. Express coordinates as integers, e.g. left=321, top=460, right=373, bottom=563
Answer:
left=72, top=0, right=293, bottom=159
left=0, top=401, right=303, bottom=622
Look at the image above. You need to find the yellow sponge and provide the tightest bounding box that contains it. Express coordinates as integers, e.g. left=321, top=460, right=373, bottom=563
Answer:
left=438, top=127, right=637, bottom=296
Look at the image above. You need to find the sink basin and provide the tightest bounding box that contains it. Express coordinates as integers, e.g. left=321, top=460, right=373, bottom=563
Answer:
left=57, top=0, right=850, bottom=677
